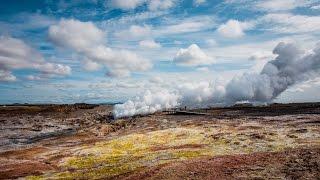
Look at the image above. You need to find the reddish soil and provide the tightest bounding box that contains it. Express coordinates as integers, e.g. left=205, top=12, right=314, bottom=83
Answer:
left=0, top=160, right=55, bottom=179
left=122, top=147, right=320, bottom=180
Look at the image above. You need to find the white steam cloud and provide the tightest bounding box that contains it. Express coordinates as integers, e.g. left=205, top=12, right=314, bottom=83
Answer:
left=113, top=42, right=320, bottom=118
left=113, top=89, right=180, bottom=118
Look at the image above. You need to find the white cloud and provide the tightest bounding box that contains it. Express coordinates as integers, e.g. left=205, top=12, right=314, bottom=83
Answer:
left=157, top=16, right=216, bottom=35
left=26, top=75, right=42, bottom=81
left=149, top=76, right=164, bottom=84
left=103, top=11, right=168, bottom=26
left=49, top=19, right=152, bottom=77
left=217, top=19, right=253, bottom=38
left=249, top=51, right=275, bottom=61
left=255, top=0, right=314, bottom=12
left=38, top=63, right=71, bottom=76
left=107, top=15, right=215, bottom=48
left=82, top=59, right=102, bottom=71
left=49, top=19, right=105, bottom=51
left=106, top=0, right=176, bottom=11
left=206, top=39, right=217, bottom=47
left=116, top=81, right=143, bottom=88
left=148, top=0, right=176, bottom=11
left=0, top=70, right=16, bottom=82
left=173, top=40, right=183, bottom=45
left=206, top=34, right=317, bottom=63
left=259, top=13, right=320, bottom=34
left=311, top=5, right=320, bottom=9
left=0, top=36, right=71, bottom=81
left=173, top=44, right=215, bottom=66
left=107, top=0, right=145, bottom=10
left=193, top=0, right=206, bottom=6
left=0, top=13, right=57, bottom=35
left=225, top=0, right=315, bottom=12
left=115, top=25, right=152, bottom=40
left=196, top=67, right=210, bottom=72
left=139, top=39, right=161, bottom=49
left=248, top=51, right=276, bottom=73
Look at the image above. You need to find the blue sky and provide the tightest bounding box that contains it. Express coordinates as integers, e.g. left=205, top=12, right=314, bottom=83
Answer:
left=0, top=0, right=320, bottom=104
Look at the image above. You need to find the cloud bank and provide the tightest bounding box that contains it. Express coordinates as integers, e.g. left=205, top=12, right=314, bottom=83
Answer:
left=114, top=42, right=320, bottom=118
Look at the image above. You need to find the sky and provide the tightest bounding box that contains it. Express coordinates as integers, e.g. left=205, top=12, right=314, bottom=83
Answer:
left=0, top=0, right=320, bottom=104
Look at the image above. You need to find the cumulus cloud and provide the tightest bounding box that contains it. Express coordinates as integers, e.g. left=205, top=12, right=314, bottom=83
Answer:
left=49, top=19, right=105, bottom=51
left=173, top=44, right=214, bottom=66
left=0, top=36, right=71, bottom=81
left=217, top=19, right=253, bottom=38
left=114, top=42, right=320, bottom=117
left=49, top=19, right=152, bottom=77
left=139, top=39, right=161, bottom=49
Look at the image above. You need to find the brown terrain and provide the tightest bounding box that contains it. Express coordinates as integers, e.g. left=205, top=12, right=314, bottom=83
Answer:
left=0, top=103, right=319, bottom=179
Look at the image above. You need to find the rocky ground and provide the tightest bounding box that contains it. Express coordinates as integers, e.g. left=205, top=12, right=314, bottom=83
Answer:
left=0, top=103, right=319, bottom=179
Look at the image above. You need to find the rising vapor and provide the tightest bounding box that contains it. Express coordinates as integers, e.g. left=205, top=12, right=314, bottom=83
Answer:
left=113, top=42, right=320, bottom=118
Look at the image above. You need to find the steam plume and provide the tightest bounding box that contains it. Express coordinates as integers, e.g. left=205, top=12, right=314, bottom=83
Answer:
left=113, top=42, right=320, bottom=118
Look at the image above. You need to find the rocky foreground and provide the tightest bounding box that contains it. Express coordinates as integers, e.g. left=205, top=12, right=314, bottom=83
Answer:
left=0, top=103, right=319, bottom=179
